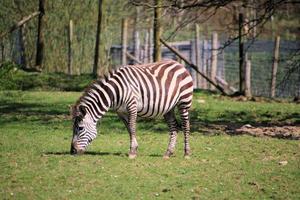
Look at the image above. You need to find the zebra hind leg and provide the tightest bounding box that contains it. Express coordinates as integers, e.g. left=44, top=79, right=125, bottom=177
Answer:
left=163, top=109, right=178, bottom=159
left=178, top=105, right=191, bottom=159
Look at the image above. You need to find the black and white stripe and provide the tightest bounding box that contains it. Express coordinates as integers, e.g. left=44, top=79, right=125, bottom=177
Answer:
left=71, top=59, right=193, bottom=158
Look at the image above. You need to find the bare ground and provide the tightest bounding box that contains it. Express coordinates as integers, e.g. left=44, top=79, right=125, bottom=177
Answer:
left=232, top=124, right=300, bottom=140
left=192, top=122, right=300, bottom=140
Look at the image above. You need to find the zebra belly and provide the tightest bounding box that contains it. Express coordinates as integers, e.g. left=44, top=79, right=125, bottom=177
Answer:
left=136, top=93, right=179, bottom=118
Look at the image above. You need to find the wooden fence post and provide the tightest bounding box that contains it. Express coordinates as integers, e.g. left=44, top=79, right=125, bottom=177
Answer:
left=202, top=40, right=208, bottom=89
left=190, top=40, right=197, bottom=88
left=210, top=32, right=218, bottom=90
left=133, top=7, right=140, bottom=63
left=245, top=59, right=252, bottom=97
left=239, top=13, right=245, bottom=95
left=271, top=36, right=280, bottom=98
left=149, top=28, right=153, bottom=63
left=121, top=18, right=128, bottom=65
left=195, top=24, right=202, bottom=89
left=143, top=30, right=149, bottom=63
left=68, top=20, right=73, bottom=75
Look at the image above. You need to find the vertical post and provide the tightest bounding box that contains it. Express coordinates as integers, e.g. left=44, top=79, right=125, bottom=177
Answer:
left=149, top=28, right=153, bottom=63
left=190, top=40, right=197, bottom=88
left=245, top=59, right=252, bottom=97
left=68, top=20, right=73, bottom=75
left=239, top=13, right=245, bottom=95
left=144, top=30, right=149, bottom=63
left=210, top=32, right=218, bottom=90
left=195, top=24, right=202, bottom=89
left=271, top=36, right=280, bottom=98
left=35, top=0, right=45, bottom=69
left=121, top=18, right=128, bottom=65
left=202, top=40, right=208, bottom=89
left=221, top=50, right=225, bottom=79
left=153, top=0, right=162, bottom=61
left=19, top=25, right=27, bottom=69
left=270, top=15, right=275, bottom=39
left=0, top=42, right=4, bottom=62
left=93, top=0, right=103, bottom=77
left=133, top=7, right=140, bottom=63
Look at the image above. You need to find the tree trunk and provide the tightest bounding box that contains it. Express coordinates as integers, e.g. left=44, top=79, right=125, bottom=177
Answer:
left=239, top=13, right=245, bottom=95
left=68, top=20, right=73, bottom=75
left=35, top=0, right=45, bottom=69
left=1, top=42, right=4, bottom=62
left=93, top=0, right=103, bottom=77
left=153, top=0, right=162, bottom=62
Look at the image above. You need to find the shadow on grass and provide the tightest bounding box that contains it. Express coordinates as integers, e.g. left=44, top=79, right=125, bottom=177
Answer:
left=43, top=151, right=127, bottom=157
left=44, top=151, right=167, bottom=158
left=2, top=97, right=299, bottom=139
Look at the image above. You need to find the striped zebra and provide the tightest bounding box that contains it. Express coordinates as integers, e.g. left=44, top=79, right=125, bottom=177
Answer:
left=71, top=59, right=193, bottom=159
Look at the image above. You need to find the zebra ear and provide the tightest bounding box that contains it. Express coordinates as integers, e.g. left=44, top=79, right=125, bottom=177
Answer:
left=78, top=105, right=87, bottom=117
left=70, top=105, right=76, bottom=118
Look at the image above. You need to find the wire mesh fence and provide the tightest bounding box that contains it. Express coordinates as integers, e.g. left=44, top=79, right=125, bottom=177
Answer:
left=111, top=38, right=299, bottom=98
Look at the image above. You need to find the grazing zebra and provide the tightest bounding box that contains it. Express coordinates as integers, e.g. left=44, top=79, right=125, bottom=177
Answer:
left=70, top=59, right=193, bottom=159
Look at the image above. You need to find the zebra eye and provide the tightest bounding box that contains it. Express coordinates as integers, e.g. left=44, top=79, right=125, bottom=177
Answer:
left=78, top=126, right=84, bottom=132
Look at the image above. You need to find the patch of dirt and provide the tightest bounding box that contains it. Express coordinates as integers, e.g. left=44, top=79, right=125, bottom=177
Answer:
left=230, top=124, right=300, bottom=140
left=192, top=121, right=300, bottom=140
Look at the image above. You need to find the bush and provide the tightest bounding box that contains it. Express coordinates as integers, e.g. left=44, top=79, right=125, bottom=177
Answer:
left=0, top=62, right=94, bottom=91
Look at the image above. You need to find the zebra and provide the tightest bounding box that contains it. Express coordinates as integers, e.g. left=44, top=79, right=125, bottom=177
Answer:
left=70, top=59, right=193, bottom=159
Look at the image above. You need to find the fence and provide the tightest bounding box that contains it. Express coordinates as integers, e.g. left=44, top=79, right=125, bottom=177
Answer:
left=111, top=37, right=300, bottom=98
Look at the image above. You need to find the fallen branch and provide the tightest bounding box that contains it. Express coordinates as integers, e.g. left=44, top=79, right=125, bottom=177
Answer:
left=0, top=11, right=40, bottom=40
left=126, top=51, right=142, bottom=64
left=160, top=38, right=231, bottom=95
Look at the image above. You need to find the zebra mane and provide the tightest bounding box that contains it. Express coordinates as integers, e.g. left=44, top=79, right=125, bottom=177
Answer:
left=72, top=68, right=119, bottom=118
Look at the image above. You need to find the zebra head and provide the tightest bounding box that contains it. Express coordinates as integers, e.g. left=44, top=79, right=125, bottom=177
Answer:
left=70, top=105, right=97, bottom=155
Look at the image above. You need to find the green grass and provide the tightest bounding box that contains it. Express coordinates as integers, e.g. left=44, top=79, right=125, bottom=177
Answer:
left=0, top=63, right=94, bottom=91
left=0, top=91, right=299, bottom=199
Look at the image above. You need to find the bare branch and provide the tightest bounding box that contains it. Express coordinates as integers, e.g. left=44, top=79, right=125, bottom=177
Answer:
left=0, top=11, right=40, bottom=40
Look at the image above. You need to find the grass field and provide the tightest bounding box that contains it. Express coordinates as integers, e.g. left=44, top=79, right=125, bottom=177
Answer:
left=0, top=91, right=299, bottom=199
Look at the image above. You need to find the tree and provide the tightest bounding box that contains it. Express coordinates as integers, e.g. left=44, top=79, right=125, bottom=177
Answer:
left=93, top=0, right=104, bottom=77
left=153, top=0, right=162, bottom=61
left=35, top=0, right=45, bottom=70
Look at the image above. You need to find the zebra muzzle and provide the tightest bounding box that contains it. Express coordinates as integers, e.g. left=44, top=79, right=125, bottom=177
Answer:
left=70, top=143, right=84, bottom=155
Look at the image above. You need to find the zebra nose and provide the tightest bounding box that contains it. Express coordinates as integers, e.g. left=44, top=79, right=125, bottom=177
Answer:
left=70, top=143, right=77, bottom=155
left=70, top=142, right=85, bottom=155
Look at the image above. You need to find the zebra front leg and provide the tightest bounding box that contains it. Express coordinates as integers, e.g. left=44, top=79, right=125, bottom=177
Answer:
left=163, top=109, right=178, bottom=159
left=179, top=107, right=191, bottom=159
left=118, top=104, right=138, bottom=159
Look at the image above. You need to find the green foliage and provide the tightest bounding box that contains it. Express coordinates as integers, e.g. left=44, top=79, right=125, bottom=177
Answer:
left=0, top=91, right=299, bottom=199
left=0, top=66, right=94, bottom=91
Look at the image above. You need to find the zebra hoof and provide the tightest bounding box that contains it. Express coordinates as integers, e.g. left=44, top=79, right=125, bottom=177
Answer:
left=128, top=154, right=137, bottom=159
left=163, top=155, right=170, bottom=160
left=163, top=150, right=173, bottom=159
left=184, top=155, right=191, bottom=159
